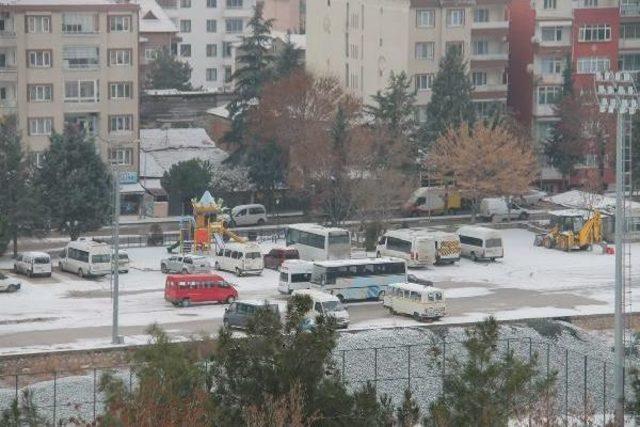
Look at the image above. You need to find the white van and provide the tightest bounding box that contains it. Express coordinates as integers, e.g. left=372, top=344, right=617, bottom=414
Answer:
left=376, top=229, right=436, bottom=267
left=230, top=204, right=268, bottom=226
left=214, top=242, right=264, bottom=276
left=292, top=289, right=350, bottom=329
left=59, top=238, right=112, bottom=278
left=14, top=252, right=52, bottom=277
left=457, top=226, right=504, bottom=262
left=383, top=282, right=446, bottom=321
left=412, top=229, right=461, bottom=265
left=278, top=259, right=313, bottom=294
left=117, top=251, right=130, bottom=273
left=479, top=198, right=529, bottom=222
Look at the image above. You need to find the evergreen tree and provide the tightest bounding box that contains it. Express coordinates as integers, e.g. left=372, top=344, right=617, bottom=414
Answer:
left=0, top=116, right=45, bottom=255
left=632, top=112, right=640, bottom=194
left=1, top=390, right=47, bottom=427
left=396, top=389, right=421, bottom=427
left=367, top=71, right=417, bottom=140
left=273, top=32, right=302, bottom=79
left=561, top=55, right=574, bottom=97
left=428, top=317, right=556, bottom=426
left=0, top=216, right=9, bottom=256
left=225, top=3, right=274, bottom=146
left=247, top=140, right=285, bottom=211
left=37, top=125, right=112, bottom=240
left=161, top=159, right=213, bottom=215
left=145, top=48, right=193, bottom=91
left=420, top=49, right=475, bottom=151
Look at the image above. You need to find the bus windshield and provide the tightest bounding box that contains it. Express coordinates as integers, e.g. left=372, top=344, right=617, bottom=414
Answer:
left=245, top=252, right=261, bottom=259
left=485, top=238, right=502, bottom=248
left=328, top=233, right=350, bottom=245
left=322, top=300, right=345, bottom=313
left=92, top=254, right=111, bottom=264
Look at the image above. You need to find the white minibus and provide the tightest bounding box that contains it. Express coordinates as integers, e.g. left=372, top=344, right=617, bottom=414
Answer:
left=292, top=289, right=350, bottom=329
left=278, top=259, right=313, bottom=294
left=59, top=238, right=111, bottom=278
left=383, top=282, right=446, bottom=321
left=286, top=223, right=351, bottom=261
left=414, top=229, right=461, bottom=265
left=456, top=226, right=504, bottom=262
left=214, top=242, right=263, bottom=276
left=376, top=229, right=436, bottom=267
left=14, top=252, right=52, bottom=277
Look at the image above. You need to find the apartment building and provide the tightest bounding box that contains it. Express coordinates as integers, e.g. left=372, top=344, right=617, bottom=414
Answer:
left=157, top=0, right=256, bottom=90
left=262, top=0, right=306, bottom=33
left=134, top=0, right=178, bottom=83
left=510, top=0, right=625, bottom=191
left=0, top=0, right=140, bottom=180
left=306, top=0, right=510, bottom=123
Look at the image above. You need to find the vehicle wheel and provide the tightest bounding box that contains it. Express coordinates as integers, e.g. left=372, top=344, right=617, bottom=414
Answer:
left=235, top=268, right=243, bottom=277
left=181, top=299, right=191, bottom=307
left=214, top=262, right=220, bottom=270
left=182, top=268, right=189, bottom=275
left=490, top=257, right=496, bottom=262
left=519, top=212, right=529, bottom=220
left=387, top=306, right=396, bottom=315
left=28, top=270, right=33, bottom=278
left=336, top=294, right=345, bottom=303
left=13, top=265, right=17, bottom=273
left=223, top=319, right=230, bottom=329
left=257, top=218, right=265, bottom=225
left=226, top=295, right=235, bottom=304
left=161, top=264, right=168, bottom=274
left=377, top=290, right=385, bottom=301
left=78, top=269, right=84, bottom=278
left=489, top=215, right=495, bottom=223
left=413, top=312, right=421, bottom=321
left=471, top=252, right=478, bottom=262
left=376, top=251, right=381, bottom=258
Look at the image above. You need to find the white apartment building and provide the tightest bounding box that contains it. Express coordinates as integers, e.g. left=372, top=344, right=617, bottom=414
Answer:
left=157, top=0, right=256, bottom=89
left=306, top=0, right=510, bottom=123
left=0, top=0, right=140, bottom=177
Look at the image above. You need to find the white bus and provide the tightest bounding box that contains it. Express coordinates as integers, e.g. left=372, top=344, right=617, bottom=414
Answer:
left=59, top=238, right=112, bottom=278
left=310, top=257, right=407, bottom=302
left=285, top=223, right=351, bottom=261
left=278, top=259, right=314, bottom=294
left=457, top=226, right=503, bottom=262
left=376, top=229, right=436, bottom=267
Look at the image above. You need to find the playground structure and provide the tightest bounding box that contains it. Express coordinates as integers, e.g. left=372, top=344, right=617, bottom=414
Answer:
left=167, top=191, right=246, bottom=254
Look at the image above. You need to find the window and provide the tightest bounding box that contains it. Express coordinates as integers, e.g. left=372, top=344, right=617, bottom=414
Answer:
left=537, top=85, right=561, bottom=105
left=472, top=39, right=488, bottom=55
left=541, top=26, right=563, bottom=42
left=65, top=80, right=98, bottom=102
left=472, top=72, right=487, bottom=86
left=180, top=19, right=191, bottom=32
left=207, top=0, right=217, bottom=7
left=224, top=65, right=233, bottom=82
left=415, top=73, right=433, bottom=91
left=415, top=42, right=434, bottom=60
left=0, top=87, right=5, bottom=100
left=108, top=49, right=131, bottom=66
left=387, top=237, right=412, bottom=253
left=180, top=0, right=191, bottom=7
left=621, top=23, right=640, bottom=39
left=27, top=16, right=50, bottom=33
left=109, top=15, right=131, bottom=32
left=620, top=54, right=640, bottom=72
left=582, top=0, right=598, bottom=5
left=447, top=9, right=464, bottom=27
left=579, top=24, right=611, bottom=42
left=225, top=18, right=243, bottom=33
left=28, top=84, right=53, bottom=102
left=474, top=100, right=504, bottom=118
left=206, top=67, right=217, bottom=81
left=144, top=48, right=159, bottom=60
left=446, top=41, right=464, bottom=55
left=109, top=115, right=133, bottom=133
left=109, top=82, right=133, bottom=99
left=28, top=118, right=52, bottom=136
left=109, top=148, right=134, bottom=166
left=207, top=19, right=217, bottom=32
left=63, top=46, right=99, bottom=69
left=540, top=57, right=562, bottom=74
left=205, top=44, right=217, bottom=58
left=180, top=44, right=191, bottom=57
left=226, top=0, right=243, bottom=8
left=416, top=9, right=434, bottom=28
left=0, top=53, right=5, bottom=68
left=222, top=41, right=233, bottom=57
left=576, top=57, right=610, bottom=74
left=27, top=50, right=51, bottom=68
left=474, top=8, right=489, bottom=23
left=543, top=0, right=557, bottom=9
left=62, top=13, right=97, bottom=33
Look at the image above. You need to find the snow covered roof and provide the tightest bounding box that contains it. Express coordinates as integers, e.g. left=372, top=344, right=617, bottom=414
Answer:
left=207, top=103, right=230, bottom=120
left=133, top=0, right=177, bottom=33
left=271, top=31, right=306, bottom=50
left=140, top=128, right=228, bottom=178
left=549, top=209, right=592, bottom=219
left=144, top=88, right=223, bottom=96
left=545, top=190, right=640, bottom=214
left=388, top=282, right=443, bottom=295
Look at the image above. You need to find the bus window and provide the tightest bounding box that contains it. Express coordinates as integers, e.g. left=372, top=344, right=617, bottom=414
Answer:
left=231, top=251, right=239, bottom=259
left=291, top=273, right=310, bottom=282
left=224, top=249, right=231, bottom=257
left=328, top=233, right=350, bottom=245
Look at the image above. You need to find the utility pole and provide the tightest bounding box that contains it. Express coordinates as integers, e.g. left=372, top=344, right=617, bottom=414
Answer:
left=112, top=173, right=123, bottom=345
left=595, top=71, right=637, bottom=424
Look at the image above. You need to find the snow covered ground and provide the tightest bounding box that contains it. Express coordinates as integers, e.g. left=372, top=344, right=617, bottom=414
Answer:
left=0, top=229, right=634, bottom=354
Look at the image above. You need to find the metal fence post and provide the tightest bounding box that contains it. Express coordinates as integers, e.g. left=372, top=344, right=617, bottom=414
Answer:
left=442, top=340, right=446, bottom=396
left=93, top=368, right=97, bottom=423
left=53, top=371, right=57, bottom=426
left=407, top=345, right=412, bottom=391
left=129, top=367, right=133, bottom=392
left=565, top=349, right=569, bottom=426
left=14, top=375, right=18, bottom=402
left=341, top=350, right=346, bottom=382
left=529, top=337, right=533, bottom=427
left=603, top=362, right=607, bottom=427
left=546, top=343, right=550, bottom=378
left=583, top=355, right=588, bottom=426
left=374, top=348, right=378, bottom=387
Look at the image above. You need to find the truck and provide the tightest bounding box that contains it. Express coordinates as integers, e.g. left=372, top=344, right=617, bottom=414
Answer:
left=404, top=187, right=462, bottom=216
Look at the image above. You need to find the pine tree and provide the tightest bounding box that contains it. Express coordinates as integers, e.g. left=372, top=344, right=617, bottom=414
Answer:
left=367, top=71, right=417, bottom=140
left=273, top=32, right=302, bottom=79
left=37, top=125, right=112, bottom=240
left=561, top=55, right=574, bottom=97
left=396, top=389, right=421, bottom=427
left=225, top=3, right=274, bottom=146
left=145, top=48, right=192, bottom=91
left=420, top=49, right=475, bottom=151
left=246, top=140, right=285, bottom=211
left=0, top=116, right=45, bottom=255
left=161, top=159, right=213, bottom=215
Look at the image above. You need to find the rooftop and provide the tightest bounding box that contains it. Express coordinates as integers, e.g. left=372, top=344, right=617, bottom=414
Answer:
left=133, top=0, right=177, bottom=33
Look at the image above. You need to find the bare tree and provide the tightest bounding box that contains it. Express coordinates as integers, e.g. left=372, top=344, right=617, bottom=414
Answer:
left=428, top=122, right=538, bottom=221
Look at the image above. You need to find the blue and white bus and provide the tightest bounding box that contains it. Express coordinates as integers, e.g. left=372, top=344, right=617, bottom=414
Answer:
left=285, top=223, right=351, bottom=261
left=310, top=257, right=407, bottom=302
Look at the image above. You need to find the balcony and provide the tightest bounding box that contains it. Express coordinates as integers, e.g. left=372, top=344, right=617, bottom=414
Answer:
left=532, top=103, right=555, bottom=117
left=620, top=37, right=640, bottom=50
left=471, top=20, right=509, bottom=31
left=473, top=83, right=508, bottom=93
left=533, top=72, right=563, bottom=85
left=621, top=3, right=640, bottom=17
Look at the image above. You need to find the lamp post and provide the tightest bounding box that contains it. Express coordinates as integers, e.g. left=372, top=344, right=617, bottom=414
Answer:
left=112, top=171, right=123, bottom=345
left=594, top=71, right=638, bottom=424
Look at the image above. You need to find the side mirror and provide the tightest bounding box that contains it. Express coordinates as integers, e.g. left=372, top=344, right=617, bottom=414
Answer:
left=224, top=307, right=228, bottom=312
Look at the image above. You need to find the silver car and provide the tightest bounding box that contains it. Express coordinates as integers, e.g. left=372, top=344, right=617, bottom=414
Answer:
left=161, top=254, right=210, bottom=274
left=0, top=273, right=21, bottom=292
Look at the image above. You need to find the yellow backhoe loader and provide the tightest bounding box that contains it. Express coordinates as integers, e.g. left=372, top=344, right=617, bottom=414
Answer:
left=534, top=209, right=602, bottom=251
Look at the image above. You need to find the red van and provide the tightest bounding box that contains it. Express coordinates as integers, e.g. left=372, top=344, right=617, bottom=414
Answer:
left=164, top=274, right=238, bottom=307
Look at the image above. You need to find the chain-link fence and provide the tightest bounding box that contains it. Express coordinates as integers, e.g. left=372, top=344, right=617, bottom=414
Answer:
left=0, top=337, right=634, bottom=425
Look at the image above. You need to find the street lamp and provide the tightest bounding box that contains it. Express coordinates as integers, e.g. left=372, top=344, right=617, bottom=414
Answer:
left=594, top=71, right=637, bottom=423
left=112, top=170, right=123, bottom=345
